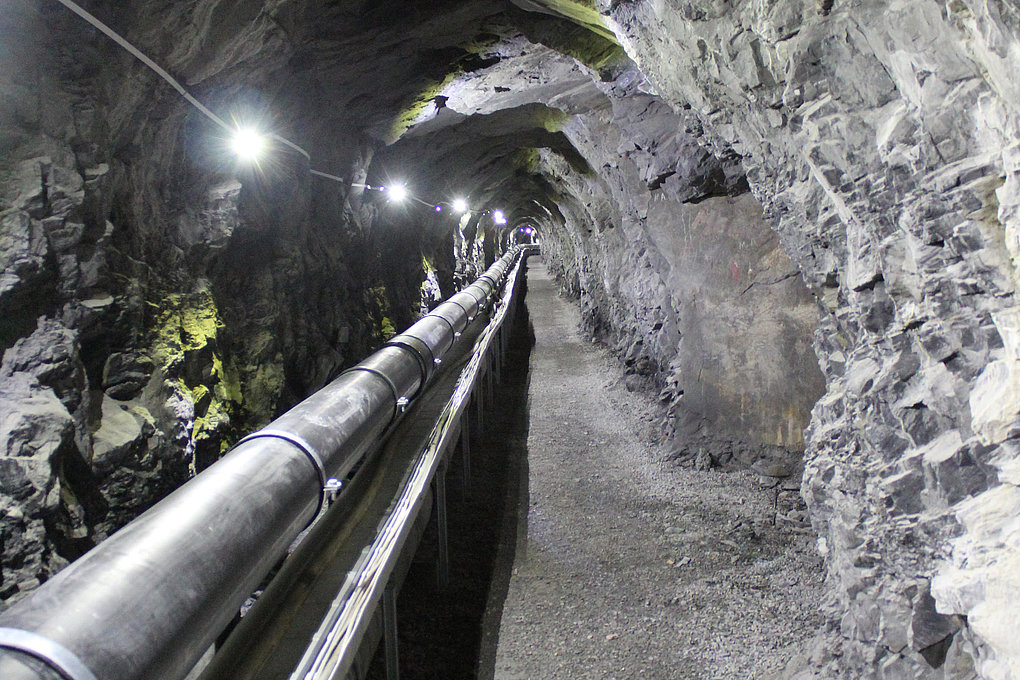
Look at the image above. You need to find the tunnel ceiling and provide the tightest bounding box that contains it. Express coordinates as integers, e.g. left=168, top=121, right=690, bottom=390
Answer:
left=280, top=1, right=646, bottom=231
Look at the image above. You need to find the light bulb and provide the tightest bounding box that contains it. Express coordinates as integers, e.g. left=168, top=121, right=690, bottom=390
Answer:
left=231, top=128, right=265, bottom=161
left=388, top=184, right=408, bottom=201
left=452, top=198, right=468, bottom=213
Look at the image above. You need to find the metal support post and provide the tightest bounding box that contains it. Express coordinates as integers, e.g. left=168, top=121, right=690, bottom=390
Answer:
left=383, top=584, right=399, bottom=680
left=460, top=418, right=471, bottom=491
left=474, top=387, right=484, bottom=431
left=435, top=462, right=450, bottom=588
left=486, top=353, right=495, bottom=409
left=495, top=331, right=503, bottom=384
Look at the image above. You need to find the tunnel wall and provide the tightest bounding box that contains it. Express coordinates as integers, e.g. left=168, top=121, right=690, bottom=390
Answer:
left=588, top=0, right=1020, bottom=677
left=0, top=2, right=449, bottom=607
left=2, top=1, right=1020, bottom=678
left=533, top=96, right=825, bottom=466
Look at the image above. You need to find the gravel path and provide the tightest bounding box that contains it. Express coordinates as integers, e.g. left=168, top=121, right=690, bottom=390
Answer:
left=492, top=262, right=824, bottom=680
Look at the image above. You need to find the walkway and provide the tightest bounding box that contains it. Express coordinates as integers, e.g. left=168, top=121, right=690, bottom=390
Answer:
left=491, top=261, right=823, bottom=679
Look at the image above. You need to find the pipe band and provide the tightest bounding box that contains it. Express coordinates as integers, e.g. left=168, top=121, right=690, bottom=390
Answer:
left=422, top=314, right=456, bottom=338
left=383, top=340, right=431, bottom=398
left=461, top=287, right=487, bottom=308
left=444, top=299, right=474, bottom=323
left=339, top=367, right=401, bottom=426
left=0, top=628, right=99, bottom=680
left=236, top=430, right=328, bottom=498
left=393, top=330, right=439, bottom=367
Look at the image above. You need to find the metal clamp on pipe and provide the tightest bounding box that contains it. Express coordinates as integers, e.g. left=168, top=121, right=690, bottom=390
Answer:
left=460, top=284, right=488, bottom=311
left=0, top=629, right=98, bottom=680
left=443, top=297, right=475, bottom=324
left=336, top=368, right=401, bottom=427
left=384, top=333, right=436, bottom=391
left=235, top=429, right=330, bottom=513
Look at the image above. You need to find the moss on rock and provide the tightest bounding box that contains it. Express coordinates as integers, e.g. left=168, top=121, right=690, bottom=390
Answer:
left=147, top=287, right=243, bottom=474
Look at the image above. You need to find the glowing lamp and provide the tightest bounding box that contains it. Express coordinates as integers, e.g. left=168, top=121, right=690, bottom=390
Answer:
left=388, top=184, right=408, bottom=202
left=231, top=127, right=265, bottom=161
left=435, top=205, right=443, bottom=212
left=493, top=209, right=506, bottom=225
left=452, top=198, right=468, bottom=213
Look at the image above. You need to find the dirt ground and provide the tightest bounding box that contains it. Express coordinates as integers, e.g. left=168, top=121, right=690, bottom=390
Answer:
left=491, top=261, right=824, bottom=680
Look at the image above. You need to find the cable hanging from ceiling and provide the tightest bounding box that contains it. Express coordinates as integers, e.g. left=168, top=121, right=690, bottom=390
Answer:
left=49, top=0, right=517, bottom=224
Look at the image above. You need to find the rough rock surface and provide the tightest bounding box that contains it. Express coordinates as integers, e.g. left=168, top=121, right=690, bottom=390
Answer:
left=0, top=0, right=469, bottom=604
left=583, top=0, right=1020, bottom=677
left=2, top=2, right=1020, bottom=680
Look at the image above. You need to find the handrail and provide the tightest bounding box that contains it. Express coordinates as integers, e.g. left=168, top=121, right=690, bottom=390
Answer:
left=0, top=246, right=532, bottom=680
left=293, top=248, right=532, bottom=680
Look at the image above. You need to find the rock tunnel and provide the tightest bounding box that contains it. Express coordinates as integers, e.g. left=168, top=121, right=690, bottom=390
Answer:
left=2, top=0, right=1020, bottom=678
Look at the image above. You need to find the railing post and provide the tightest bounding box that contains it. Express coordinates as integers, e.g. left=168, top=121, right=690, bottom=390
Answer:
left=383, top=584, right=400, bottom=680
left=435, top=461, right=450, bottom=589
left=494, top=328, right=503, bottom=384
left=460, top=417, right=471, bottom=491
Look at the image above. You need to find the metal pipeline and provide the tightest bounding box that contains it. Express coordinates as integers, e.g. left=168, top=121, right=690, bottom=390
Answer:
left=0, top=247, right=526, bottom=680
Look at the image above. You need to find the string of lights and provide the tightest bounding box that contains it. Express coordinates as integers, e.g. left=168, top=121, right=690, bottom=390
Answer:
left=50, top=0, right=519, bottom=227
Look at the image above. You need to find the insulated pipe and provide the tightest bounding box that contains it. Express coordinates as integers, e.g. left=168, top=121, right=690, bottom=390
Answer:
left=446, top=292, right=479, bottom=321
left=0, top=247, right=525, bottom=680
left=384, top=334, right=435, bottom=395
left=429, top=301, right=470, bottom=333
left=462, top=283, right=491, bottom=311
left=0, top=436, right=321, bottom=680
left=406, top=315, right=458, bottom=363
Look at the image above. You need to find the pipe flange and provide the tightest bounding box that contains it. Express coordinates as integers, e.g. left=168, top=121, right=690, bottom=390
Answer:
left=236, top=430, right=329, bottom=513
left=442, top=299, right=474, bottom=324
left=338, top=366, right=402, bottom=426
left=0, top=628, right=99, bottom=680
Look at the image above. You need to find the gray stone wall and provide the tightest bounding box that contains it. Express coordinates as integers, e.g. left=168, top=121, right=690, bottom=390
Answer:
left=584, top=0, right=1020, bottom=676
left=0, top=1, right=438, bottom=606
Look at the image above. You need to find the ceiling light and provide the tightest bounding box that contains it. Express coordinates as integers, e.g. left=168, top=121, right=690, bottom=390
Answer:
left=493, top=210, right=506, bottom=225
left=388, top=184, right=408, bottom=202
left=231, top=127, right=265, bottom=161
left=452, top=198, right=468, bottom=213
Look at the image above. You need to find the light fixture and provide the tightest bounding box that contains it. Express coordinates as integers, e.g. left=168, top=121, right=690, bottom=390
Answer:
left=452, top=198, right=468, bottom=213
left=387, top=184, right=408, bottom=202
left=434, top=205, right=443, bottom=212
left=493, top=209, right=506, bottom=225
left=231, top=127, right=265, bottom=161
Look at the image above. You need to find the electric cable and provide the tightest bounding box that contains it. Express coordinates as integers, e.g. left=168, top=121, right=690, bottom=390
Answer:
left=49, top=0, right=514, bottom=221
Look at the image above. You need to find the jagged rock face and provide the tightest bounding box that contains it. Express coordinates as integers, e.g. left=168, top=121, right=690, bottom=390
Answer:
left=3, top=2, right=1019, bottom=680
left=586, top=0, right=1020, bottom=677
left=0, top=1, right=464, bottom=604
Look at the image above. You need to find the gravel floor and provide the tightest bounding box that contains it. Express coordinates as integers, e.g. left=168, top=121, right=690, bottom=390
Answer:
left=492, top=262, right=824, bottom=680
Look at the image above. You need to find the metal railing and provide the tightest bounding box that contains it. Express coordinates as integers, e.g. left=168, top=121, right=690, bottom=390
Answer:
left=0, top=245, right=538, bottom=680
